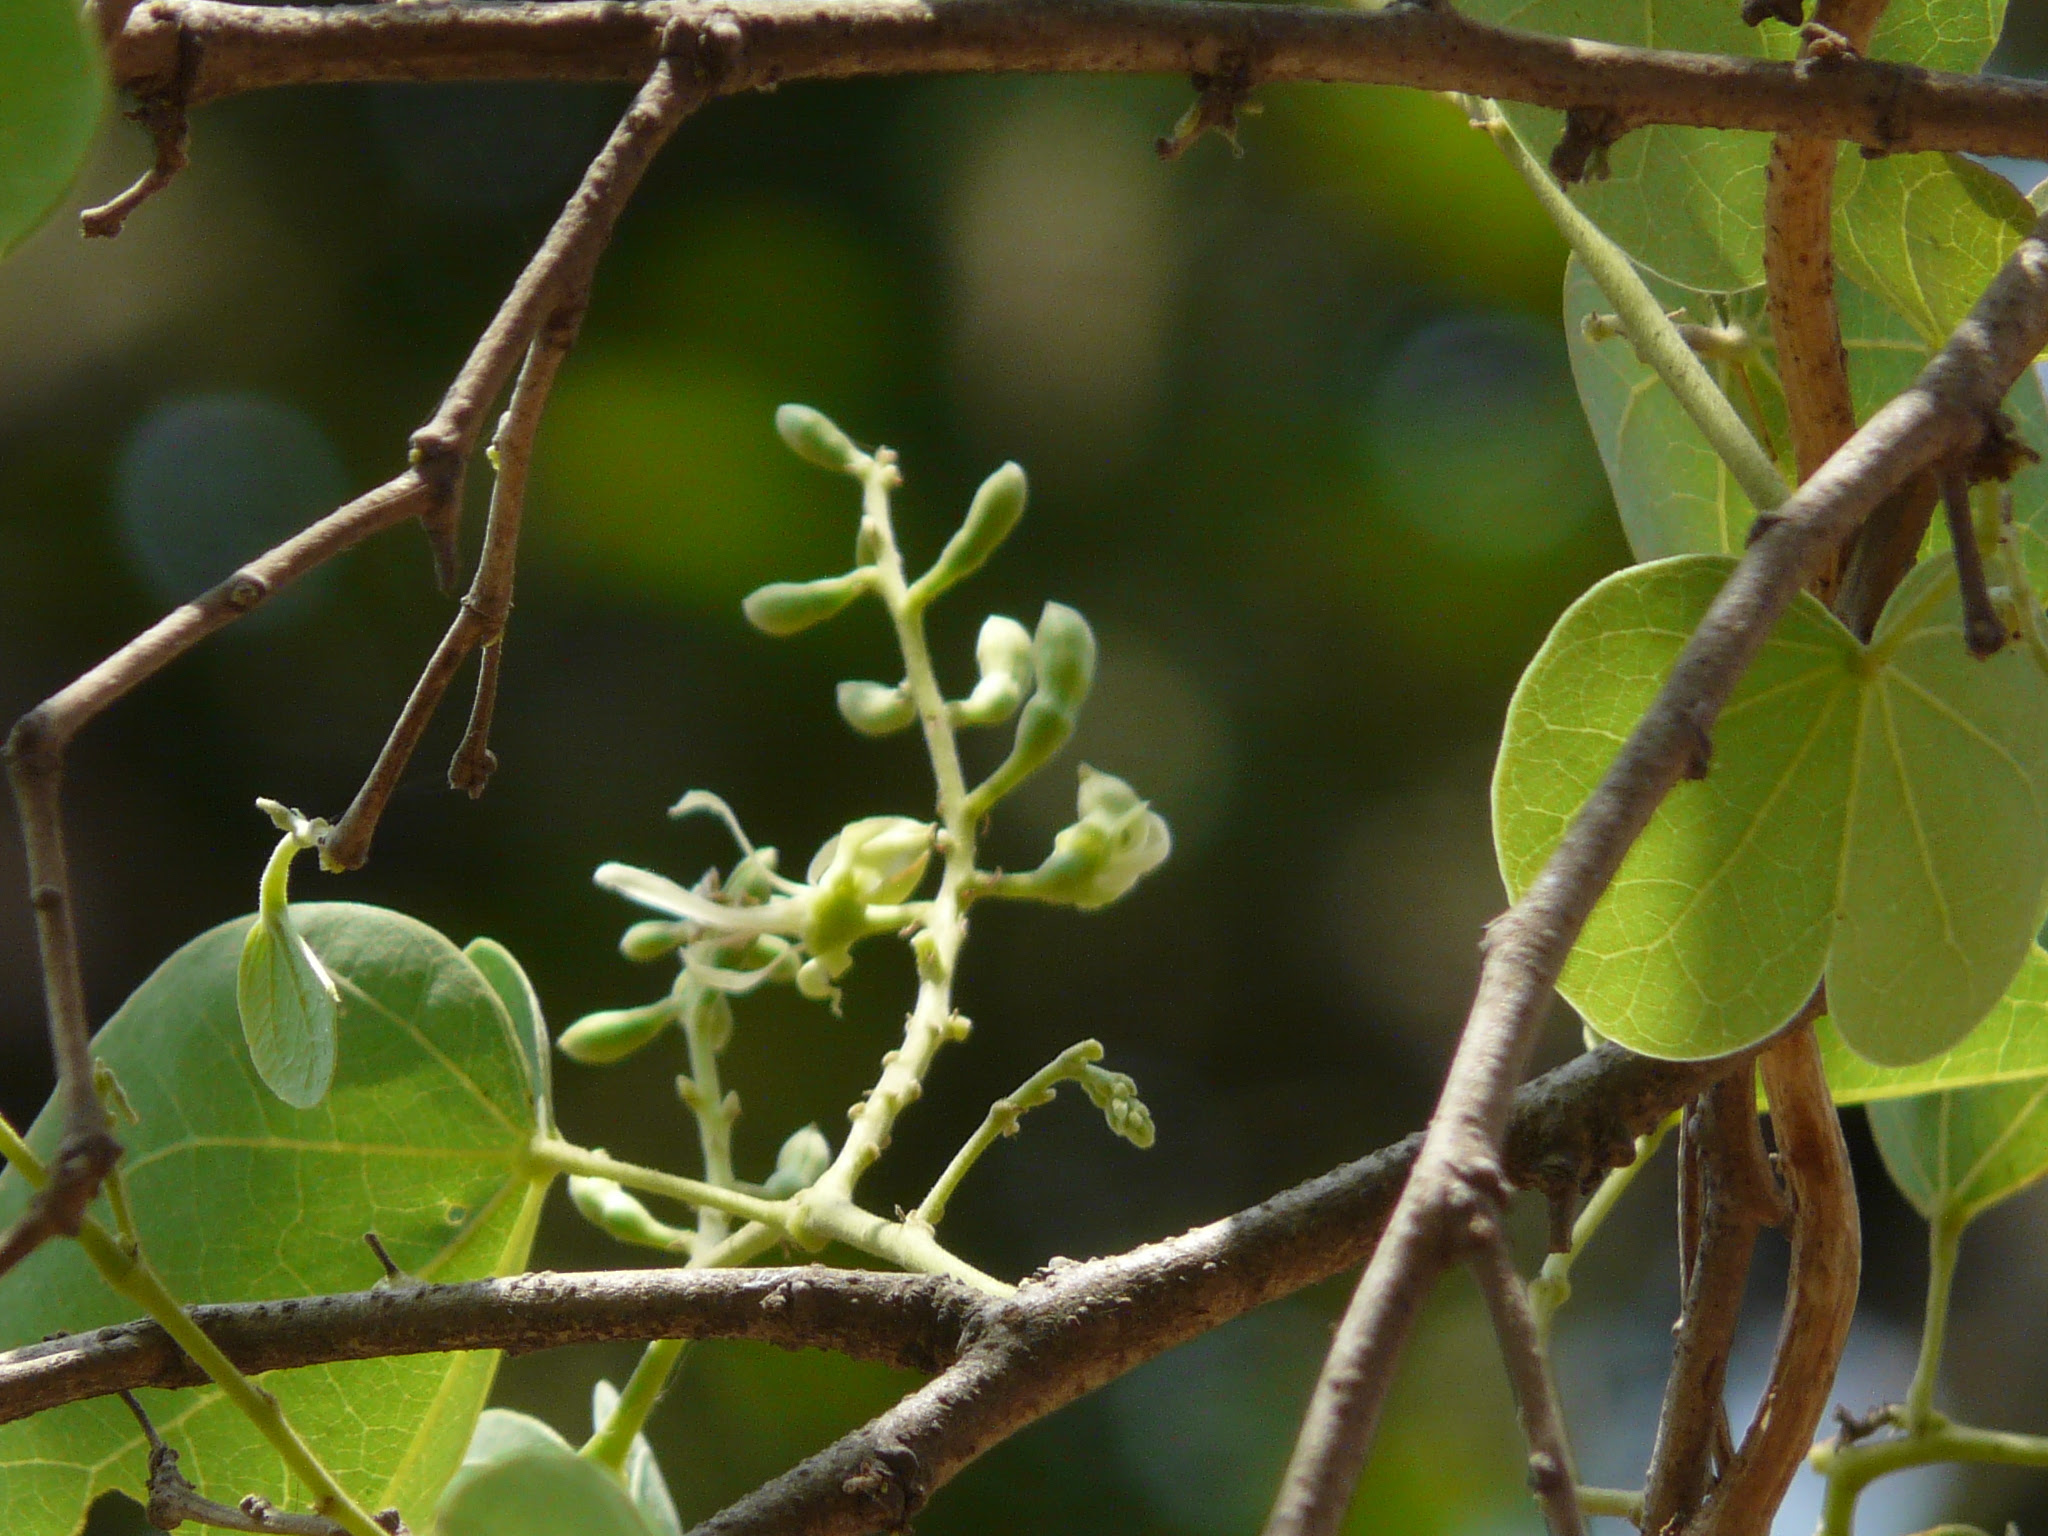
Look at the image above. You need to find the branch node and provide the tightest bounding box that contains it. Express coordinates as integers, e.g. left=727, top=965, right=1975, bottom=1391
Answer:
left=1740, top=0, right=1803, bottom=24
left=80, top=29, right=194, bottom=240
left=1795, top=22, right=1857, bottom=67
left=1156, top=58, right=1259, bottom=162
left=1549, top=107, right=1630, bottom=185
left=1966, top=410, right=2040, bottom=484
left=838, top=1442, right=929, bottom=1527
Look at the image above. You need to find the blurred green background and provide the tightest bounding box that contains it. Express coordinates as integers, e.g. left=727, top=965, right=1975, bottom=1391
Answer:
left=10, top=18, right=2048, bottom=1535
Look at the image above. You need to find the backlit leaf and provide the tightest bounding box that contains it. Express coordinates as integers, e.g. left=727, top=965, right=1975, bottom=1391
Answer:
left=1870, top=1076, right=2048, bottom=1225
left=465, top=937, right=553, bottom=1130
left=436, top=1411, right=654, bottom=1536
left=1817, top=944, right=2048, bottom=1105
left=0, top=905, right=549, bottom=1536
left=0, top=0, right=105, bottom=258
left=238, top=910, right=340, bottom=1110
left=1463, top=0, right=2001, bottom=291
left=1493, top=554, right=2048, bottom=1063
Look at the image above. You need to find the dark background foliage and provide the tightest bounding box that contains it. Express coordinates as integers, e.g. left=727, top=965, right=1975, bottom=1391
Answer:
left=8, top=26, right=2048, bottom=1533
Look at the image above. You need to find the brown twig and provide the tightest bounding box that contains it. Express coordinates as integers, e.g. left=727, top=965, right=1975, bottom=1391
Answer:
left=117, top=1392, right=405, bottom=1535
left=1469, top=1230, right=1585, bottom=1536
left=1641, top=1064, right=1789, bottom=1532
left=1940, top=465, right=2008, bottom=658
left=1763, top=0, right=1883, bottom=606
left=94, top=0, right=2048, bottom=167
left=1688, top=1023, right=1860, bottom=1536
left=0, top=1042, right=1727, bottom=1430
left=1258, top=210, right=2048, bottom=1536
left=319, top=43, right=710, bottom=869
left=79, top=83, right=192, bottom=240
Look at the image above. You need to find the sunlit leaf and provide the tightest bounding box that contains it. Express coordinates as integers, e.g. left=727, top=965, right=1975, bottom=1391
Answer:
left=238, top=909, right=340, bottom=1110
left=594, top=1380, right=684, bottom=1536
left=0, top=905, right=549, bottom=1536
left=0, top=0, right=105, bottom=258
left=436, top=1411, right=654, bottom=1536
left=1463, top=0, right=2001, bottom=291
left=1493, top=554, right=2048, bottom=1063
left=1870, top=1076, right=2048, bottom=1225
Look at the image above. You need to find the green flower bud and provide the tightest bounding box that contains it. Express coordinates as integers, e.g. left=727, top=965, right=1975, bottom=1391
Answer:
left=742, top=571, right=870, bottom=637
left=557, top=999, right=678, bottom=1065
left=620, top=920, right=689, bottom=962
left=914, top=462, right=1026, bottom=600
left=796, top=957, right=839, bottom=1003
left=569, top=1174, right=693, bottom=1253
left=837, top=679, right=917, bottom=737
left=1032, top=602, right=1096, bottom=712
left=984, top=766, right=1171, bottom=910
left=1076, top=762, right=1142, bottom=819
left=681, top=985, right=735, bottom=1054
left=775, top=404, right=865, bottom=475
left=953, top=615, right=1034, bottom=727
left=763, top=1124, right=833, bottom=1197
left=1080, top=1066, right=1155, bottom=1149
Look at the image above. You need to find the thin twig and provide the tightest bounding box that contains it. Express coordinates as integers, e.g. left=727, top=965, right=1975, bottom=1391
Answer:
left=1940, top=467, right=2007, bottom=657
left=1468, top=1228, right=1585, bottom=1536
left=80, top=84, right=192, bottom=239
left=1259, top=211, right=2048, bottom=1536
left=319, top=42, right=711, bottom=868
left=101, top=0, right=2048, bottom=167
left=1689, top=1023, right=1860, bottom=1536
left=1641, top=1065, right=1788, bottom=1532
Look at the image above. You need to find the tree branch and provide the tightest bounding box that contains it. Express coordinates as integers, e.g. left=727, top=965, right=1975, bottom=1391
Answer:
left=0, top=1042, right=1726, bottom=1430
left=98, top=0, right=2048, bottom=163
left=1258, top=210, right=2048, bottom=1536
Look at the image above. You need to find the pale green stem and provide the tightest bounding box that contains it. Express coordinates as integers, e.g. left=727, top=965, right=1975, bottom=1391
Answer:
left=529, top=1139, right=787, bottom=1228
left=1576, top=1486, right=1645, bottom=1522
left=1814, top=1418, right=2048, bottom=1536
left=584, top=1337, right=689, bottom=1475
left=0, top=1108, right=47, bottom=1185
left=1904, top=1214, right=1964, bottom=1432
left=101, top=1159, right=141, bottom=1253
left=681, top=985, right=735, bottom=1250
left=1474, top=100, right=1790, bottom=517
left=917, top=1041, right=1103, bottom=1227
left=803, top=453, right=977, bottom=1214
left=1529, top=1113, right=1676, bottom=1351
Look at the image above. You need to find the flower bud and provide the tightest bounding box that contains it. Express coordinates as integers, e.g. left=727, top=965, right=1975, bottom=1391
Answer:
left=557, top=999, right=678, bottom=1065
left=681, top=985, right=734, bottom=1054
left=569, top=1174, right=693, bottom=1253
left=953, top=615, right=1034, bottom=727
left=984, top=767, right=1171, bottom=910
left=1032, top=602, right=1096, bottom=712
left=837, top=680, right=917, bottom=737
left=742, top=571, right=870, bottom=637
left=1081, top=1067, right=1156, bottom=1149
left=763, top=1124, right=833, bottom=1197
left=915, top=462, right=1026, bottom=599
left=620, top=920, right=689, bottom=963
left=796, top=957, right=839, bottom=1003
left=775, top=404, right=865, bottom=475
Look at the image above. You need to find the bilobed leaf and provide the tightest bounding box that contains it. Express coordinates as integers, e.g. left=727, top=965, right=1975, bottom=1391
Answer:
left=1463, top=0, right=2001, bottom=291
left=0, top=0, right=105, bottom=258
left=0, top=905, right=549, bottom=1536
left=1870, top=1077, right=2048, bottom=1225
left=1493, top=554, right=2048, bottom=1064
left=435, top=1411, right=654, bottom=1536
left=1817, top=944, right=2048, bottom=1104
left=593, top=1380, right=684, bottom=1536
left=238, top=909, right=340, bottom=1110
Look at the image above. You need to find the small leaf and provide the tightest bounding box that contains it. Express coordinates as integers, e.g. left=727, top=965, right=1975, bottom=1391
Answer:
left=238, top=826, right=340, bottom=1109
left=1494, top=554, right=2048, bottom=1064
left=593, top=1382, right=685, bottom=1536
left=1870, top=1078, right=2048, bottom=1226
left=0, top=0, right=105, bottom=258
left=436, top=1412, right=654, bottom=1536
left=465, top=937, right=552, bottom=1127
left=0, top=905, right=548, bottom=1536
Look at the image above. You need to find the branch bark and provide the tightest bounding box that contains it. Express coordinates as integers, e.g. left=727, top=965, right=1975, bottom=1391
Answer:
left=0, top=1043, right=1726, bottom=1430
left=1259, top=210, right=2048, bottom=1536
left=103, top=0, right=2048, bottom=163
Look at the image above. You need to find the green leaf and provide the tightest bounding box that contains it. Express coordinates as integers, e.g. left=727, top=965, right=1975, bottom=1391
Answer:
left=1869, top=1077, right=2048, bottom=1225
left=0, top=0, right=105, bottom=258
left=1565, top=253, right=2048, bottom=594
left=238, top=912, right=340, bottom=1110
left=435, top=1412, right=654, bottom=1536
left=593, top=1381, right=684, bottom=1536
left=1834, top=151, right=2037, bottom=350
left=1493, top=554, right=2048, bottom=1064
left=1816, top=944, right=2048, bottom=1105
left=0, top=905, right=549, bottom=1536
left=1463, top=0, right=2001, bottom=290
left=464, top=937, right=553, bottom=1130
